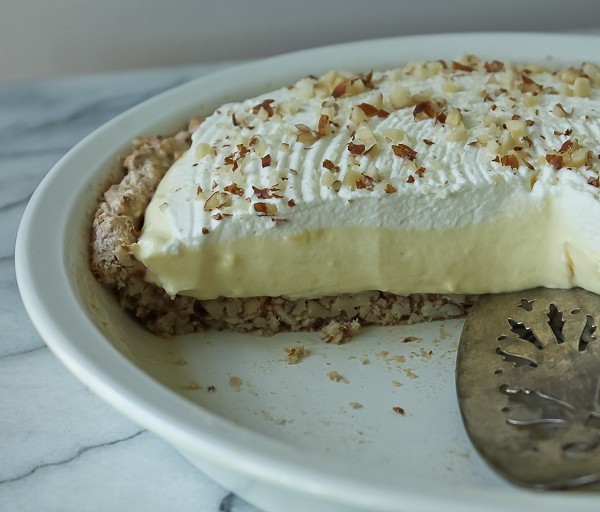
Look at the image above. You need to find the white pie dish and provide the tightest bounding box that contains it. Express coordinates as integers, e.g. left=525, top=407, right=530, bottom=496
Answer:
left=15, top=32, right=600, bottom=512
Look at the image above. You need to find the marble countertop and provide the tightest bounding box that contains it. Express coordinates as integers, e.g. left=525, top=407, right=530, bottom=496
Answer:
left=3, top=31, right=600, bottom=511
left=0, top=62, right=258, bottom=512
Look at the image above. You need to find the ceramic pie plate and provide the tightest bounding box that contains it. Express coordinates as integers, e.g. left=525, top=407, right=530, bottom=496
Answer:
left=15, top=33, right=600, bottom=511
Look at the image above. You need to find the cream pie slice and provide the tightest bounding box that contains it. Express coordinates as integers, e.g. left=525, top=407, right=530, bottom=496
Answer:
left=92, top=56, right=600, bottom=337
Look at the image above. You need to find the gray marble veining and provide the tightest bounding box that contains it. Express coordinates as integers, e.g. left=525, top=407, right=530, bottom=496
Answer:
left=0, top=62, right=258, bottom=512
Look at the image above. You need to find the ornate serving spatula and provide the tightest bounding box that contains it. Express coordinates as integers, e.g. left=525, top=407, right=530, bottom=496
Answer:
left=456, top=287, right=600, bottom=489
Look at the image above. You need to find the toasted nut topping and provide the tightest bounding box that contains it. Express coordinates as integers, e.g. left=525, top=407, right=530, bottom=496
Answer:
left=253, top=202, right=278, bottom=216
left=252, top=186, right=283, bottom=199
left=347, top=142, right=366, bottom=155
left=570, top=148, right=590, bottom=167
left=349, top=105, right=369, bottom=125
left=484, top=60, right=505, bottom=73
left=252, top=99, right=275, bottom=118
left=505, top=119, right=527, bottom=138
left=557, top=67, right=582, bottom=85
left=573, top=76, right=591, bottom=97
left=445, top=108, right=463, bottom=128
left=204, top=192, right=232, bottom=211
left=381, top=128, right=405, bottom=143
left=519, top=73, right=543, bottom=93
left=442, top=79, right=459, bottom=93
left=224, top=144, right=250, bottom=171
left=500, top=154, right=519, bottom=169
left=546, top=154, right=564, bottom=169
left=331, top=80, right=347, bottom=98
left=583, top=62, right=600, bottom=85
left=588, top=176, right=600, bottom=188
left=413, top=101, right=436, bottom=120
left=295, top=123, right=318, bottom=146
left=317, top=113, right=336, bottom=137
left=223, top=183, right=244, bottom=196
left=357, top=102, right=389, bottom=118
left=342, top=169, right=363, bottom=189
left=392, top=144, right=417, bottom=161
left=388, top=84, right=413, bottom=109
left=355, top=173, right=377, bottom=191
left=452, top=61, right=474, bottom=72
left=322, top=159, right=340, bottom=173
left=553, top=103, right=572, bottom=118
left=321, top=171, right=336, bottom=187
left=261, top=154, right=272, bottom=167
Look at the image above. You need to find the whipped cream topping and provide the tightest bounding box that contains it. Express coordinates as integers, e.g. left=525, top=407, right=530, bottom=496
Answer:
left=134, top=56, right=600, bottom=300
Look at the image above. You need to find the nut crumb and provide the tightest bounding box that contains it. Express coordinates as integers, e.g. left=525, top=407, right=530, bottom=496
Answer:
left=229, top=376, right=243, bottom=390
left=402, top=336, right=420, bottom=343
left=285, top=345, right=306, bottom=364
left=392, top=143, right=417, bottom=161
left=349, top=402, right=363, bottom=409
left=546, top=153, right=564, bottom=170
left=184, top=379, right=201, bottom=390
left=420, top=348, right=433, bottom=358
left=321, top=319, right=361, bottom=344
left=393, top=406, right=406, bottom=415
left=403, top=368, right=418, bottom=379
left=553, top=103, right=572, bottom=118
left=327, top=370, right=349, bottom=383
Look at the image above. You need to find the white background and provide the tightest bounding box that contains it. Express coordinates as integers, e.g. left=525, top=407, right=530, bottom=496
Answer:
left=2, top=0, right=600, bottom=82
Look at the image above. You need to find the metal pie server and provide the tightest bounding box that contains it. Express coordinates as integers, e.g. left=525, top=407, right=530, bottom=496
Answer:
left=456, top=287, right=600, bottom=489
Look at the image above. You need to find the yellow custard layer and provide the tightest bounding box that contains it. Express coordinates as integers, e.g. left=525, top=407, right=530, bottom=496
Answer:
left=135, top=206, right=598, bottom=300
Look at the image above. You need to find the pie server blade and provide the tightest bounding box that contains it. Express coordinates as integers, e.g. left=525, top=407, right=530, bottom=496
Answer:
left=456, top=287, right=600, bottom=489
